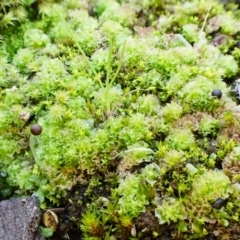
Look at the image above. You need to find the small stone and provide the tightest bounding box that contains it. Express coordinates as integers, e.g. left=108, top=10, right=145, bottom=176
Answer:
left=43, top=210, right=59, bottom=231
left=131, top=224, right=136, bottom=237
left=212, top=89, right=222, bottom=99
left=30, top=124, right=42, bottom=136
left=19, top=111, right=30, bottom=122
left=0, top=196, right=44, bottom=240
left=212, top=198, right=227, bottom=209
left=10, top=86, right=18, bottom=92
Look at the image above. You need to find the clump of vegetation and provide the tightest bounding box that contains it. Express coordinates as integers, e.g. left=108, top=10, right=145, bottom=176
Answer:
left=1, top=0, right=240, bottom=239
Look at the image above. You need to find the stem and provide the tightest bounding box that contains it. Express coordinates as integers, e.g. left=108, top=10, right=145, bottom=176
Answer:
left=110, top=40, right=126, bottom=86
left=176, top=34, right=192, bottom=47
left=106, top=36, right=113, bottom=87
left=105, top=88, right=111, bottom=115
left=104, top=37, right=114, bottom=114
left=29, top=134, right=41, bottom=166
left=105, top=40, right=126, bottom=115
left=59, top=14, right=103, bottom=88
left=43, top=208, right=65, bottom=214
left=200, top=4, right=212, bottom=33
left=73, top=39, right=103, bottom=87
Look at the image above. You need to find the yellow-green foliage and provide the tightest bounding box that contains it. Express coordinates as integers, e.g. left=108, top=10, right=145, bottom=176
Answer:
left=1, top=0, right=240, bottom=239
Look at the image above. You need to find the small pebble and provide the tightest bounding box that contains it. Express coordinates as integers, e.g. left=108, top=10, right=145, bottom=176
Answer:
left=212, top=89, right=222, bottom=99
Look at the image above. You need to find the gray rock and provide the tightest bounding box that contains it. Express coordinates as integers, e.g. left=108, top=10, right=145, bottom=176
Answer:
left=0, top=196, right=45, bottom=240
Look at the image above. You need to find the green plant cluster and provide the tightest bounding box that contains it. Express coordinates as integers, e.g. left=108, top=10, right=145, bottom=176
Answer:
left=0, top=0, right=240, bottom=239
left=0, top=0, right=30, bottom=30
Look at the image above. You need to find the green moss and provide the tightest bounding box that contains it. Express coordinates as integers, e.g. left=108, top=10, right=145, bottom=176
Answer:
left=161, top=102, right=183, bottom=122
left=198, top=115, right=219, bottom=136
left=165, top=128, right=195, bottom=151
left=178, top=76, right=222, bottom=112
left=155, top=197, right=187, bottom=225
left=116, top=174, right=150, bottom=218
left=191, top=170, right=231, bottom=203
left=1, top=0, right=240, bottom=238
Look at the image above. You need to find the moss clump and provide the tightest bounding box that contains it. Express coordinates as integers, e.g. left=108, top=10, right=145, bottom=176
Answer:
left=1, top=0, right=240, bottom=239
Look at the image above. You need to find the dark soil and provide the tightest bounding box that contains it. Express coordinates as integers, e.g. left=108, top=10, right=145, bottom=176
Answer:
left=47, top=183, right=240, bottom=240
